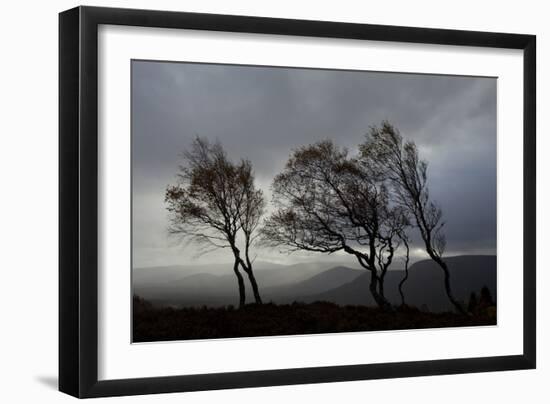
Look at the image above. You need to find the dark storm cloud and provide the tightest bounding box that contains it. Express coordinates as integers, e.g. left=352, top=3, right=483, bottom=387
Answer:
left=132, top=60, right=496, bottom=267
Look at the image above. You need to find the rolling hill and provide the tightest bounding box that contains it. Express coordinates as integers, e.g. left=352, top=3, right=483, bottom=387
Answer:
left=308, top=255, right=496, bottom=312
left=133, top=255, right=496, bottom=312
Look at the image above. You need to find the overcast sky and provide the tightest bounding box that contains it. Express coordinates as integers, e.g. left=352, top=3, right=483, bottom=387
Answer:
left=132, top=60, right=496, bottom=269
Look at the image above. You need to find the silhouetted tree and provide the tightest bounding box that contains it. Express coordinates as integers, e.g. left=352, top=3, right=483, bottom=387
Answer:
left=397, top=229, right=411, bottom=307
left=238, top=161, right=266, bottom=304
left=262, top=141, right=404, bottom=309
left=360, top=121, right=465, bottom=314
left=165, top=137, right=265, bottom=307
left=376, top=206, right=410, bottom=299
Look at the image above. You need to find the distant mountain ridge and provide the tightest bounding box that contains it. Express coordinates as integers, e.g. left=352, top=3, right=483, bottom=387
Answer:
left=308, top=255, right=496, bottom=312
left=133, top=255, right=496, bottom=312
left=133, top=261, right=357, bottom=307
left=263, top=266, right=363, bottom=302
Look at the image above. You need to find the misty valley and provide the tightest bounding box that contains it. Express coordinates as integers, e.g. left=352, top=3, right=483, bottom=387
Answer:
left=134, top=255, right=496, bottom=311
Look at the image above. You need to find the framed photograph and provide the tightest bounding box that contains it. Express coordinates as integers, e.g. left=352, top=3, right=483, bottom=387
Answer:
left=59, top=6, right=536, bottom=398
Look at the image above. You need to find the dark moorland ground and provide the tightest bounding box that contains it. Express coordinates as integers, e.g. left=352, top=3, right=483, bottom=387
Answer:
left=133, top=296, right=496, bottom=342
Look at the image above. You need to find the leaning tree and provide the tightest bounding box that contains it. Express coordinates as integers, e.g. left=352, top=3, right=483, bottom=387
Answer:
left=237, top=160, right=266, bottom=304
left=262, top=140, right=405, bottom=309
left=165, top=137, right=265, bottom=307
left=359, top=121, right=465, bottom=314
left=396, top=228, right=411, bottom=307
left=375, top=205, right=410, bottom=300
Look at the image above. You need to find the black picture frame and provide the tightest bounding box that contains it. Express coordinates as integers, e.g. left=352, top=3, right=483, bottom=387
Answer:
left=59, top=5, right=536, bottom=398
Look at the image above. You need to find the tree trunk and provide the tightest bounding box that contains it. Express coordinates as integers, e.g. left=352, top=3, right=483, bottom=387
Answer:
left=368, top=236, right=391, bottom=310
left=377, top=241, right=394, bottom=300
left=442, top=265, right=465, bottom=314
left=398, top=239, right=410, bottom=307
left=430, top=254, right=466, bottom=314
left=243, top=265, right=262, bottom=304
left=369, top=271, right=391, bottom=310
left=398, top=272, right=408, bottom=307
left=241, top=238, right=263, bottom=304
left=228, top=241, right=248, bottom=308
left=232, top=259, right=246, bottom=308
left=345, top=245, right=391, bottom=310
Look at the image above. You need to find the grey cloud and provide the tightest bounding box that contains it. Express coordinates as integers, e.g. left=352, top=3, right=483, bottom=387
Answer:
left=132, top=60, right=496, bottom=268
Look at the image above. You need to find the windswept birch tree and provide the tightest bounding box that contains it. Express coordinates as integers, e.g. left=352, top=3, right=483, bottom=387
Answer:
left=262, top=141, right=406, bottom=309
left=165, top=137, right=265, bottom=307
left=359, top=121, right=465, bottom=314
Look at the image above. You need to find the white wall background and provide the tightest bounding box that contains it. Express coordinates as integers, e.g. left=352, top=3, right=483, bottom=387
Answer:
left=0, top=0, right=547, bottom=402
